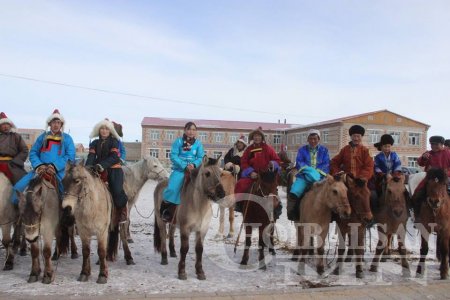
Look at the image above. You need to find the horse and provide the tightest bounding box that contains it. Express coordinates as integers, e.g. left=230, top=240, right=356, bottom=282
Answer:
left=407, top=171, right=426, bottom=196
left=123, top=156, right=169, bottom=242
left=17, top=174, right=60, bottom=284
left=153, top=155, right=225, bottom=280
left=238, top=163, right=280, bottom=270
left=61, top=163, right=113, bottom=284
left=215, top=170, right=237, bottom=239
left=296, top=174, right=351, bottom=276
left=0, top=173, right=24, bottom=270
left=415, top=168, right=449, bottom=278
left=332, top=174, right=373, bottom=278
left=369, top=174, right=411, bottom=277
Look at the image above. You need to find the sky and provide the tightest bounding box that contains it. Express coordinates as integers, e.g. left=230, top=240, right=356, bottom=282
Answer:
left=1, top=0, right=449, bottom=146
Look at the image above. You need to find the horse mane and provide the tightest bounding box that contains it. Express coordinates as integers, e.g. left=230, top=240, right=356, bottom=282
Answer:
left=205, top=157, right=219, bottom=166
left=426, top=168, right=447, bottom=183
left=28, top=176, right=43, bottom=190
left=259, top=169, right=277, bottom=183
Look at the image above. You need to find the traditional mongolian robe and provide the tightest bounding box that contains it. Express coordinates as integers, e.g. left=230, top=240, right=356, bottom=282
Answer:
left=330, top=142, right=374, bottom=180
left=0, top=131, right=28, bottom=184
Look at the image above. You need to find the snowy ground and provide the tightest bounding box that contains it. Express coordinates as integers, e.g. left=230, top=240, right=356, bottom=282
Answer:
left=0, top=180, right=442, bottom=297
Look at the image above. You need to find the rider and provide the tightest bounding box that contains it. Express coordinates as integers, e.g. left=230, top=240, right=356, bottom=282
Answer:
left=330, top=124, right=374, bottom=187
left=86, top=118, right=128, bottom=224
left=0, top=112, right=28, bottom=185
left=12, top=109, right=75, bottom=204
left=234, top=127, right=282, bottom=217
left=224, top=135, right=247, bottom=178
left=373, top=134, right=402, bottom=195
left=412, top=135, right=450, bottom=221
left=287, top=129, right=330, bottom=221
left=160, top=122, right=204, bottom=223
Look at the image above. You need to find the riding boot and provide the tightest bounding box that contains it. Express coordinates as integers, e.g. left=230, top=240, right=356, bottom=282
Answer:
left=287, top=193, right=300, bottom=221
left=160, top=200, right=176, bottom=223
left=412, top=188, right=427, bottom=223
left=117, top=205, right=128, bottom=224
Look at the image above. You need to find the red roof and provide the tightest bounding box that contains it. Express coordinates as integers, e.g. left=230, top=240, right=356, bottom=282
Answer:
left=141, top=117, right=297, bottom=131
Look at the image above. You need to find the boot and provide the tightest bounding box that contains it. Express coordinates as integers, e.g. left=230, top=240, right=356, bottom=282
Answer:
left=160, top=200, right=176, bottom=223
left=412, top=188, right=426, bottom=224
left=117, top=206, right=128, bottom=224
left=287, top=193, right=300, bottom=221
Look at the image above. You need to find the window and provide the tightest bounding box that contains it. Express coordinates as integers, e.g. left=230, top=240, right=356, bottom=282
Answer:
left=321, top=131, right=329, bottom=143
left=388, top=131, right=401, bottom=145
left=295, top=133, right=301, bottom=145
left=20, top=133, right=30, bottom=140
left=213, top=151, right=222, bottom=159
left=166, top=131, right=175, bottom=141
left=165, top=149, right=171, bottom=159
left=150, top=130, right=160, bottom=140
left=301, top=133, right=308, bottom=144
left=407, top=157, right=419, bottom=168
left=214, top=132, right=224, bottom=143
left=198, top=131, right=208, bottom=142
left=273, top=134, right=281, bottom=144
left=368, top=130, right=382, bottom=144
left=229, top=133, right=239, bottom=144
left=408, top=133, right=421, bottom=146
left=149, top=148, right=159, bottom=158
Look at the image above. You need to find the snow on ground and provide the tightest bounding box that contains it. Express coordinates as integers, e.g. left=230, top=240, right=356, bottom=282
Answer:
left=0, top=181, right=442, bottom=297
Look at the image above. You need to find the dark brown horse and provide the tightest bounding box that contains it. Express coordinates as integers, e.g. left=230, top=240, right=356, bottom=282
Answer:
left=369, top=174, right=411, bottom=277
left=415, top=168, right=449, bottom=279
left=238, top=163, right=280, bottom=270
left=333, top=174, right=373, bottom=278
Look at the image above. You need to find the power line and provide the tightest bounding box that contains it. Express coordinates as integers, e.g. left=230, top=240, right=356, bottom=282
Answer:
left=0, top=72, right=324, bottom=120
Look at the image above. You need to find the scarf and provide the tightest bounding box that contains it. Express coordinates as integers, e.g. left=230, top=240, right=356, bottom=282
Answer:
left=182, top=134, right=196, bottom=152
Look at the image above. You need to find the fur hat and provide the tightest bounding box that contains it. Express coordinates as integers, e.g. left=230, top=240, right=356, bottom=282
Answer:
left=0, top=112, right=16, bottom=130
left=46, top=109, right=65, bottom=130
left=349, top=125, right=365, bottom=136
left=445, top=139, right=450, bottom=147
left=429, top=135, right=445, bottom=144
left=112, top=121, right=123, bottom=138
left=374, top=134, right=394, bottom=151
left=90, top=118, right=121, bottom=140
left=307, top=129, right=321, bottom=139
left=248, top=127, right=265, bottom=142
left=235, top=135, right=247, bottom=146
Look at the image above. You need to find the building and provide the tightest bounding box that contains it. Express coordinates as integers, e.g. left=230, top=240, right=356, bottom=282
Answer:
left=123, top=142, right=142, bottom=162
left=141, top=117, right=296, bottom=167
left=141, top=110, right=429, bottom=168
left=16, top=128, right=44, bottom=149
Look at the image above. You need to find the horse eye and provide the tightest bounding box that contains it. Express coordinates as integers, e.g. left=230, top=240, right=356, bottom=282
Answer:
left=75, top=179, right=81, bottom=184
left=205, top=171, right=211, bottom=177
left=332, top=189, right=338, bottom=195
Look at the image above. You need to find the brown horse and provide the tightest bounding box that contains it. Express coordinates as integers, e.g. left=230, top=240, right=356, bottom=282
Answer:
left=238, top=163, right=280, bottom=270
left=153, top=155, right=225, bottom=280
left=333, top=174, right=373, bottom=278
left=18, top=175, right=60, bottom=284
left=369, top=174, right=411, bottom=277
left=296, top=174, right=351, bottom=276
left=216, top=170, right=237, bottom=239
left=415, top=168, right=449, bottom=279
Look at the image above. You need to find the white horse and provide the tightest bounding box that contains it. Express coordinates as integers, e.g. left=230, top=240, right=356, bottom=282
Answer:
left=407, top=171, right=426, bottom=196
left=215, top=170, right=237, bottom=239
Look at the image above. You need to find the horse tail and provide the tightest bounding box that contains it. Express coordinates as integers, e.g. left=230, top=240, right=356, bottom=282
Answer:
left=153, top=213, right=162, bottom=253
left=58, top=222, right=71, bottom=256
left=107, top=225, right=120, bottom=260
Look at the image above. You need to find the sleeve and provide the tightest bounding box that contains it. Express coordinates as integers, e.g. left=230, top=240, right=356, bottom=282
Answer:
left=316, top=147, right=330, bottom=176
left=417, top=151, right=429, bottom=167
left=170, top=138, right=188, bottom=170
left=98, top=138, right=121, bottom=169
left=374, top=154, right=383, bottom=173
left=11, top=134, right=29, bottom=167
left=392, top=152, right=402, bottom=172
left=52, top=134, right=76, bottom=172
left=240, top=147, right=252, bottom=176
left=119, top=141, right=127, bottom=160
left=224, top=148, right=233, bottom=165
left=268, top=145, right=281, bottom=169
left=191, top=141, right=205, bottom=168
left=296, top=147, right=307, bottom=170
left=85, top=140, right=97, bottom=166
left=29, top=133, right=45, bottom=169
left=330, top=148, right=345, bottom=175
left=358, top=148, right=374, bottom=180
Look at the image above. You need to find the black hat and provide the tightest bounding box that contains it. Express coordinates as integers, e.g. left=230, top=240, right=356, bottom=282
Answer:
left=429, top=136, right=445, bottom=144
left=248, top=127, right=265, bottom=142
left=374, top=134, right=394, bottom=151
left=349, top=125, right=365, bottom=136
left=445, top=139, right=450, bottom=147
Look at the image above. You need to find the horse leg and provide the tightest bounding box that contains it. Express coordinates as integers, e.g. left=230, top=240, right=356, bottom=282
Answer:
left=178, top=229, right=189, bottom=280
left=369, top=230, right=385, bottom=273
left=216, top=206, right=225, bottom=239
left=316, top=229, right=329, bottom=276
left=119, top=223, right=135, bottom=265
left=195, top=231, right=206, bottom=280
left=19, top=231, right=27, bottom=256
left=42, top=239, right=54, bottom=284
left=2, top=225, right=15, bottom=270
left=70, top=225, right=79, bottom=259
left=292, top=224, right=301, bottom=262
left=126, top=211, right=134, bottom=243
left=78, top=237, right=92, bottom=282
left=269, top=223, right=276, bottom=256
left=228, top=207, right=235, bottom=238
left=169, top=224, right=177, bottom=258
left=332, top=230, right=346, bottom=275
left=297, top=228, right=305, bottom=275
left=354, top=228, right=365, bottom=279
left=416, top=235, right=428, bottom=278
left=28, top=241, right=41, bottom=283
left=97, top=232, right=108, bottom=284
left=439, top=234, right=449, bottom=280
left=107, top=224, right=119, bottom=262
left=240, top=225, right=252, bottom=266
left=258, top=226, right=266, bottom=270
left=398, top=239, right=411, bottom=277
left=381, top=234, right=392, bottom=262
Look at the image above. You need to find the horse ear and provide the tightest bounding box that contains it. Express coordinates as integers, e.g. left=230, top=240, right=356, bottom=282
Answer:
left=78, top=158, right=85, bottom=166
left=215, top=154, right=222, bottom=165
left=202, top=155, right=208, bottom=165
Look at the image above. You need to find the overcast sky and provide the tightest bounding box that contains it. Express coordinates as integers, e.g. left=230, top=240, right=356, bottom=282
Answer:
left=1, top=0, right=449, bottom=146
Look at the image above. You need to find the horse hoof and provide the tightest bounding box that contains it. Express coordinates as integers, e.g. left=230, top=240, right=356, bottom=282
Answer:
left=197, top=273, right=206, bottom=280
left=126, top=259, right=136, bottom=265
left=3, top=263, right=13, bottom=271
left=178, top=273, right=187, bottom=280
left=369, top=265, right=378, bottom=273
left=402, top=270, right=411, bottom=278
left=344, top=257, right=352, bottom=263
left=28, top=275, right=39, bottom=283
left=95, top=260, right=100, bottom=265
left=380, top=257, right=387, bottom=263
left=170, top=252, right=177, bottom=258
left=127, top=238, right=134, bottom=244
left=269, top=249, right=276, bottom=256
left=291, top=255, right=298, bottom=262
left=78, top=274, right=89, bottom=282
left=51, top=255, right=58, bottom=261
left=20, top=249, right=27, bottom=256
left=332, top=268, right=340, bottom=276
left=259, top=264, right=267, bottom=271
left=226, top=233, right=234, bottom=239
left=214, top=234, right=224, bottom=240
left=356, top=271, right=364, bottom=279
left=161, top=258, right=168, bottom=265
left=42, top=275, right=53, bottom=284
left=97, top=276, right=107, bottom=284
left=317, top=267, right=324, bottom=276
left=71, top=253, right=79, bottom=259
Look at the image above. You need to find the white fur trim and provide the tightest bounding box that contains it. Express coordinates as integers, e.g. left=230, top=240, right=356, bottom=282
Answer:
left=89, top=119, right=121, bottom=140
left=0, top=118, right=16, bottom=129
left=45, top=112, right=65, bottom=131
left=308, top=129, right=321, bottom=139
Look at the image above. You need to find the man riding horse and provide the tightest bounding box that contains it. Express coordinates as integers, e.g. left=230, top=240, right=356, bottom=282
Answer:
left=223, top=135, right=247, bottom=178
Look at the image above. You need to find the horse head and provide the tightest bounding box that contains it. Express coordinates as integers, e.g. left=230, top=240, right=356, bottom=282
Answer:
left=253, top=164, right=280, bottom=210
left=345, top=174, right=373, bottom=225
left=143, top=156, right=169, bottom=181
left=384, top=173, right=407, bottom=218
left=324, top=174, right=351, bottom=219
left=425, top=168, right=448, bottom=211
left=61, top=163, right=88, bottom=225
left=197, top=155, right=225, bottom=201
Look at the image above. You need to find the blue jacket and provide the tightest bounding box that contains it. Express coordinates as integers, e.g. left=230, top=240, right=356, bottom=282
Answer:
left=118, top=140, right=126, bottom=160
left=170, top=137, right=204, bottom=171
left=374, top=151, right=402, bottom=174
left=295, top=144, right=330, bottom=177
left=30, top=132, right=76, bottom=181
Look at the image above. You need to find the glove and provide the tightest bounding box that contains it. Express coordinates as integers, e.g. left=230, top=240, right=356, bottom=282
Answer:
left=95, top=164, right=104, bottom=172
left=46, top=164, right=56, bottom=175
left=355, top=178, right=366, bottom=187
left=36, top=165, right=46, bottom=175
left=234, top=165, right=241, bottom=175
